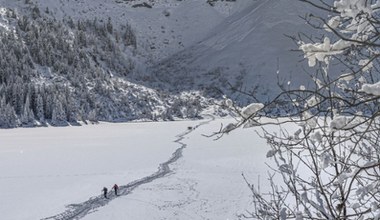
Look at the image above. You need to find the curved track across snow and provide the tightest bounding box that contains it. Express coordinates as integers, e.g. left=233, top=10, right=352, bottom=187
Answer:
left=41, top=117, right=214, bottom=220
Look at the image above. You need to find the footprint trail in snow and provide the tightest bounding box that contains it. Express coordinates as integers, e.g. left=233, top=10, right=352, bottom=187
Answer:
left=41, top=117, right=214, bottom=220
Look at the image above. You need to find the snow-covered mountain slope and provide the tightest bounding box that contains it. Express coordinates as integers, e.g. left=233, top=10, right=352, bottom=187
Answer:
left=0, top=0, right=321, bottom=127
left=0, top=0, right=237, bottom=127
left=152, top=0, right=317, bottom=103
left=2, top=0, right=232, bottom=62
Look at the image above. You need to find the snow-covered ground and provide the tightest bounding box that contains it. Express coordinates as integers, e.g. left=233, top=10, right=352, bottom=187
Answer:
left=0, top=118, right=272, bottom=220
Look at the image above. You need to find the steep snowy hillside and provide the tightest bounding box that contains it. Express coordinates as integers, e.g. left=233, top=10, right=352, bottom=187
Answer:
left=0, top=0, right=235, bottom=127
left=152, top=0, right=318, bottom=104
left=2, top=0, right=231, bottom=62
left=0, top=0, right=321, bottom=127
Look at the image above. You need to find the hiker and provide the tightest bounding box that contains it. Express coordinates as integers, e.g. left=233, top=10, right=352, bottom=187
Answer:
left=112, top=184, right=119, bottom=196
left=102, top=187, right=108, bottom=199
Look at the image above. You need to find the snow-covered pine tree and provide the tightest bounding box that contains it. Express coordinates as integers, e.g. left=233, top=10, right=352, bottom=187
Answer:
left=107, top=17, right=113, bottom=34
left=0, top=96, right=9, bottom=128
left=21, top=95, right=35, bottom=126
left=51, top=101, right=66, bottom=126
left=35, top=93, right=45, bottom=123
left=0, top=97, right=18, bottom=128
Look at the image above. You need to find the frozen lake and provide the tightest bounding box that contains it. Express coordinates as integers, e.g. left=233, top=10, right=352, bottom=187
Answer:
left=0, top=118, right=271, bottom=220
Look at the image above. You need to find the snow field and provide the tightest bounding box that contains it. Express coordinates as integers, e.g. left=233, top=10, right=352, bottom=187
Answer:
left=0, top=120, right=200, bottom=220
left=0, top=117, right=285, bottom=220
left=81, top=118, right=273, bottom=220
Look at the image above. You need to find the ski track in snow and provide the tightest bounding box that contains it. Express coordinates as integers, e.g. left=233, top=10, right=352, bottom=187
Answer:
left=41, top=116, right=214, bottom=220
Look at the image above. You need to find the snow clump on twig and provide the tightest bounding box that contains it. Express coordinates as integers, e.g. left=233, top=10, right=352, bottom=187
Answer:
left=361, top=81, right=380, bottom=96
left=241, top=103, right=264, bottom=118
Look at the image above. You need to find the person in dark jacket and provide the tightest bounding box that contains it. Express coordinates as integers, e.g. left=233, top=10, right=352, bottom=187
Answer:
left=112, top=184, right=119, bottom=196
left=102, top=187, right=108, bottom=199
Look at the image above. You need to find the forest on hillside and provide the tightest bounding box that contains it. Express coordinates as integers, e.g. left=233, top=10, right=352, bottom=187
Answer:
left=0, top=5, right=204, bottom=128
